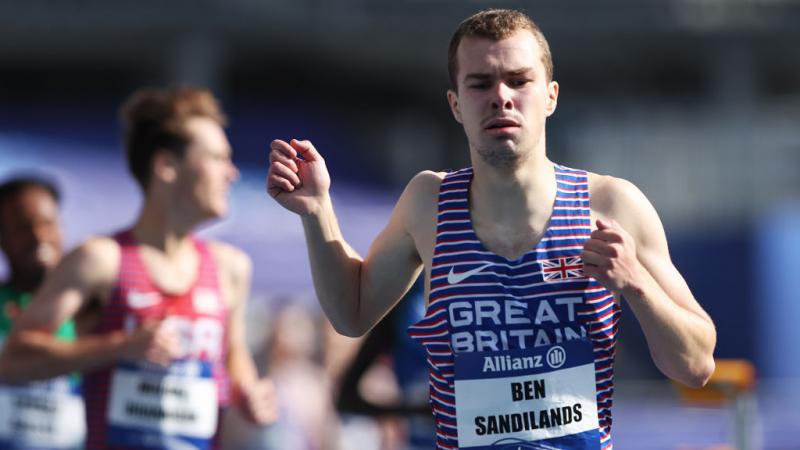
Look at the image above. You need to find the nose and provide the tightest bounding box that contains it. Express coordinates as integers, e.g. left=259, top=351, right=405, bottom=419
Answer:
left=228, top=160, right=240, bottom=183
left=31, top=220, right=59, bottom=245
left=31, top=224, right=46, bottom=243
left=491, top=82, right=514, bottom=111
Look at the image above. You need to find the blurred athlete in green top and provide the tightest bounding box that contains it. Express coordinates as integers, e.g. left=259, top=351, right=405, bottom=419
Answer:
left=0, top=175, right=85, bottom=449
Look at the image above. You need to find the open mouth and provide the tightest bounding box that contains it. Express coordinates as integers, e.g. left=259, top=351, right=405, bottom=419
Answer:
left=484, top=118, right=520, bottom=130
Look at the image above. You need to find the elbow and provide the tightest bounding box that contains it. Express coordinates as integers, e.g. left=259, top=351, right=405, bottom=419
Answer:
left=655, top=352, right=716, bottom=389
left=676, top=356, right=716, bottom=389
left=326, top=300, right=372, bottom=338
left=686, top=337, right=717, bottom=388
left=689, top=356, right=716, bottom=389
left=330, top=320, right=369, bottom=338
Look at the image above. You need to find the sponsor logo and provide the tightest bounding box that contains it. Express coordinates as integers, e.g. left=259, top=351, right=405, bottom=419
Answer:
left=447, top=262, right=494, bottom=285
left=127, top=290, right=162, bottom=309
left=546, top=346, right=567, bottom=369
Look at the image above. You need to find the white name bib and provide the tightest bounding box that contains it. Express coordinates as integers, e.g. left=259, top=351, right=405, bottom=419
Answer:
left=107, top=361, right=218, bottom=450
left=454, top=339, right=601, bottom=449
left=0, top=377, right=86, bottom=449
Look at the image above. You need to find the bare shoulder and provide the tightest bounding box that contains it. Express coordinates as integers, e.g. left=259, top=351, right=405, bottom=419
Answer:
left=587, top=172, right=666, bottom=249
left=587, top=172, right=652, bottom=218
left=30, top=235, right=120, bottom=313
left=404, top=170, right=446, bottom=199
left=394, top=170, right=446, bottom=265
left=207, top=240, right=252, bottom=280
left=399, top=171, right=445, bottom=228
left=66, top=236, right=121, bottom=283
left=400, top=171, right=445, bottom=216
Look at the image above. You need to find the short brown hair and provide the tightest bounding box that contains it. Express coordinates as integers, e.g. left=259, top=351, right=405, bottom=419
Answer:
left=121, top=87, right=227, bottom=191
left=447, top=9, right=553, bottom=90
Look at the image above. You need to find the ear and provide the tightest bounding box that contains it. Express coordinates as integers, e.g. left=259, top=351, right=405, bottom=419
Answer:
left=447, top=89, right=463, bottom=124
left=545, top=80, right=559, bottom=117
left=152, top=149, right=179, bottom=184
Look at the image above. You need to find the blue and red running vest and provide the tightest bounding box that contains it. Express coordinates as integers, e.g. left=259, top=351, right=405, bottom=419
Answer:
left=409, top=165, right=620, bottom=449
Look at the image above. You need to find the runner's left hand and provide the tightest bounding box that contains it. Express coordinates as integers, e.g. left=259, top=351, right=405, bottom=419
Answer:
left=581, top=219, right=645, bottom=295
left=238, top=377, right=279, bottom=425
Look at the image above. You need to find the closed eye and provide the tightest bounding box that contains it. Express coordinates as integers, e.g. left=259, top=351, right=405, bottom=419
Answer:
left=468, top=82, right=491, bottom=90
left=508, top=78, right=531, bottom=88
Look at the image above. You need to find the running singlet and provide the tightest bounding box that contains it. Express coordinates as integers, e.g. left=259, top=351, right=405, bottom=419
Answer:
left=83, top=231, right=230, bottom=450
left=0, top=285, right=85, bottom=450
left=408, top=166, right=620, bottom=450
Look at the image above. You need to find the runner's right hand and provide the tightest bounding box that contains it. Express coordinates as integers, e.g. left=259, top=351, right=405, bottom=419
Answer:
left=119, top=320, right=181, bottom=366
left=267, top=139, right=331, bottom=216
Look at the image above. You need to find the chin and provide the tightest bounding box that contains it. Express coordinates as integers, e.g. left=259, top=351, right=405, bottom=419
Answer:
left=477, top=146, right=523, bottom=170
left=194, top=207, right=225, bottom=223
left=212, top=203, right=229, bottom=218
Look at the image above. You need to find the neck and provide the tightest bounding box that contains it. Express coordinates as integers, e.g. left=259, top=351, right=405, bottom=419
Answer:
left=470, top=146, right=555, bottom=221
left=132, top=198, right=197, bottom=255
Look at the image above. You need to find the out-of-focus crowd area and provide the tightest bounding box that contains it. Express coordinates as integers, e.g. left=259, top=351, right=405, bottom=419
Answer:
left=222, top=284, right=435, bottom=450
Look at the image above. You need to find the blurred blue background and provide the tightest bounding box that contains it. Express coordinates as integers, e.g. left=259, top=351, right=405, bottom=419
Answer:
left=1, top=1, right=798, bottom=447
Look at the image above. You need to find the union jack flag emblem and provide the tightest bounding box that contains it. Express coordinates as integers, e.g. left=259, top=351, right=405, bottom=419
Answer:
left=541, top=256, right=585, bottom=282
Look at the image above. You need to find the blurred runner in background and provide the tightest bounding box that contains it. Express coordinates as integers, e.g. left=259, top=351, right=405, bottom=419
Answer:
left=0, top=175, right=85, bottom=450
left=0, top=87, right=277, bottom=450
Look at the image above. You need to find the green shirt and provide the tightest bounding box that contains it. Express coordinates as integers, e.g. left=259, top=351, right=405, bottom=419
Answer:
left=0, top=287, right=84, bottom=449
left=0, top=283, right=81, bottom=390
left=0, top=284, right=76, bottom=345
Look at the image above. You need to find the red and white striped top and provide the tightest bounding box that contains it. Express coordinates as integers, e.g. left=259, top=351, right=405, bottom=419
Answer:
left=82, top=230, right=230, bottom=450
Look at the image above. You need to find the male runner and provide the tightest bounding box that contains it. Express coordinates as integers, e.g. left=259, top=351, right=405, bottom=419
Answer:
left=0, top=87, right=276, bottom=450
left=267, top=9, right=716, bottom=449
left=0, top=176, right=85, bottom=449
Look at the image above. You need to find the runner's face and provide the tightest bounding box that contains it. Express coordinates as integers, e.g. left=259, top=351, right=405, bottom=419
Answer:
left=174, top=117, right=238, bottom=219
left=447, top=30, right=558, bottom=169
left=0, top=187, right=63, bottom=277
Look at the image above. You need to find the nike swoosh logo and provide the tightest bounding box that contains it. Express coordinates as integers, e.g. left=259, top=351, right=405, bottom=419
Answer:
left=447, top=262, right=494, bottom=285
left=127, top=290, right=162, bottom=309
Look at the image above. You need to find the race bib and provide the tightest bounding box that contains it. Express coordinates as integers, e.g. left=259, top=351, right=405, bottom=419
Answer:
left=106, top=360, right=218, bottom=450
left=454, top=339, right=601, bottom=449
left=0, top=377, right=86, bottom=450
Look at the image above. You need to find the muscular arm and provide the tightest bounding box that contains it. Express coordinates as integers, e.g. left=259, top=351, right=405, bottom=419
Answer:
left=0, top=238, right=129, bottom=382
left=301, top=188, right=424, bottom=337
left=584, top=176, right=716, bottom=388
left=268, top=139, right=438, bottom=337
